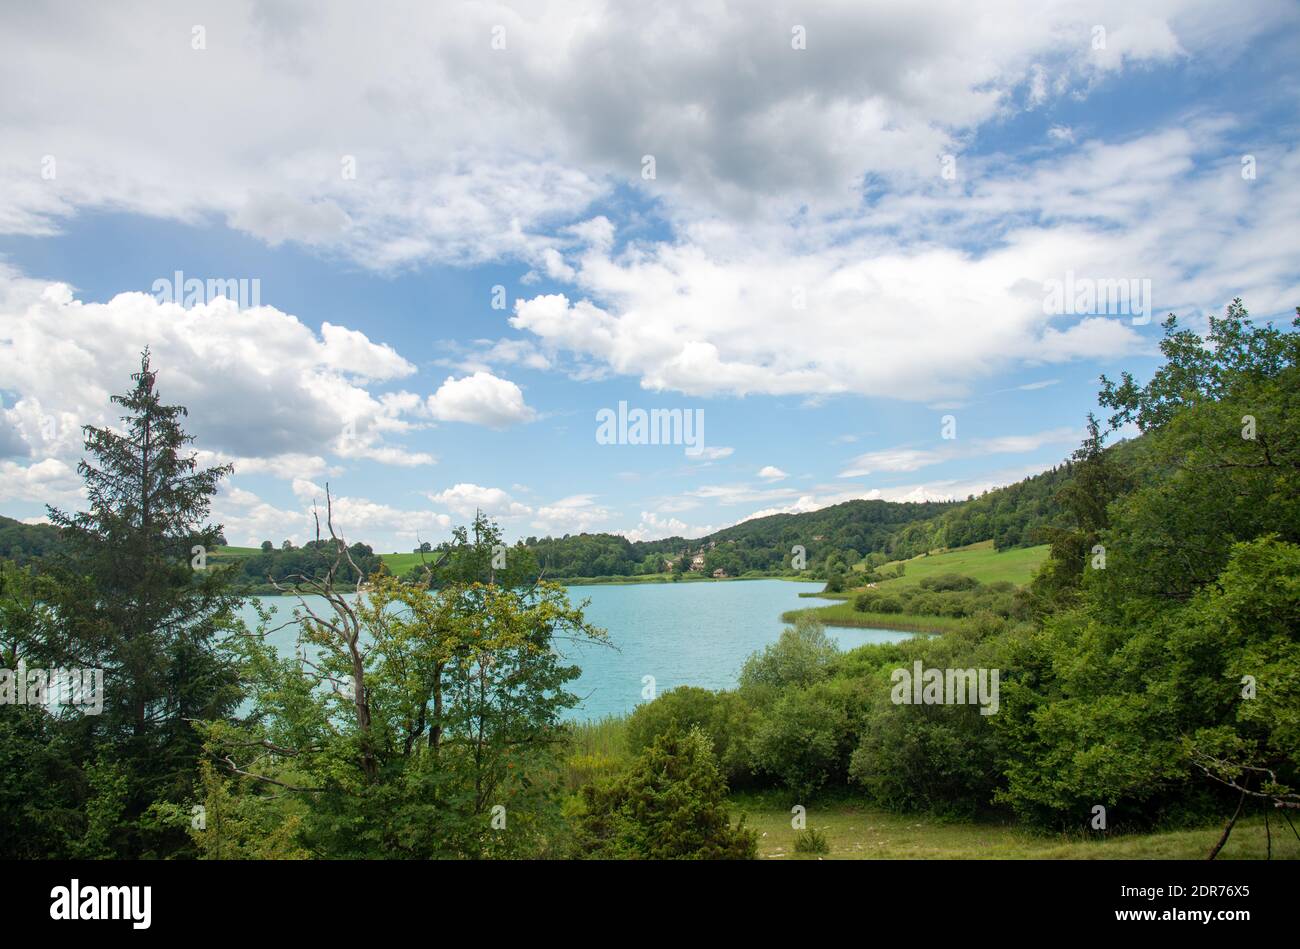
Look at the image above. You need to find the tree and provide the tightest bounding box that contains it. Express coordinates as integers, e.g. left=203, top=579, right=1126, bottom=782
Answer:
left=203, top=502, right=607, bottom=858
left=996, top=301, right=1300, bottom=833
left=260, top=540, right=273, bottom=552
left=571, top=725, right=756, bottom=859
left=44, top=350, right=241, bottom=856
left=739, top=616, right=839, bottom=696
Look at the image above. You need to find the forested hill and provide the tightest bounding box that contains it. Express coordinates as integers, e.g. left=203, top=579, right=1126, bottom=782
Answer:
left=0, top=514, right=61, bottom=564
left=523, top=457, right=1088, bottom=578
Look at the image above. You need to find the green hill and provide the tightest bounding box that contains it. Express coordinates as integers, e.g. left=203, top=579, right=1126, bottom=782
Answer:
left=786, top=540, right=1050, bottom=631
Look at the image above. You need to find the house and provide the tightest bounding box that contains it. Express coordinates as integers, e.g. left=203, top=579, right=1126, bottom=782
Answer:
left=712, top=568, right=727, bottom=578
left=690, top=553, right=706, bottom=570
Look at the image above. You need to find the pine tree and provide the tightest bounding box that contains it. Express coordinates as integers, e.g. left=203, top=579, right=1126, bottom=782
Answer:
left=47, top=350, right=241, bottom=855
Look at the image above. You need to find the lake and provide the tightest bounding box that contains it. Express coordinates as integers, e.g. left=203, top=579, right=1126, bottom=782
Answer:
left=235, top=579, right=919, bottom=721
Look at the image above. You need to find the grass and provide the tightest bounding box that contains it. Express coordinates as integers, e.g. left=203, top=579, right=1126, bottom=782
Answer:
left=872, top=540, right=1048, bottom=591
left=735, top=797, right=1300, bottom=860
left=563, top=715, right=631, bottom=791
left=787, top=540, right=1049, bottom=631
left=379, top=551, right=434, bottom=575
left=782, top=604, right=960, bottom=633
left=212, top=545, right=261, bottom=559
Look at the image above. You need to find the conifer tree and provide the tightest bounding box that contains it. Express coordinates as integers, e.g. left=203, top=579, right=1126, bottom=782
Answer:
left=47, top=350, right=240, bottom=855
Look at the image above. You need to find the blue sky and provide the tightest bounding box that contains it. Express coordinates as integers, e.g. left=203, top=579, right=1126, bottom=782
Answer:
left=1, top=1, right=1297, bottom=551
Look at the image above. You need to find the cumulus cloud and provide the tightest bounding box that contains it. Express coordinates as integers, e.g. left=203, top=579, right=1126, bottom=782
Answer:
left=427, top=483, right=532, bottom=519
left=426, top=373, right=537, bottom=428
left=509, top=125, right=1300, bottom=401
left=619, top=511, right=722, bottom=543
left=0, top=276, right=441, bottom=475
left=529, top=494, right=614, bottom=536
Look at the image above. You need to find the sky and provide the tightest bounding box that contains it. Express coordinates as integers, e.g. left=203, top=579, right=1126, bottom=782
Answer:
left=1, top=0, right=1298, bottom=552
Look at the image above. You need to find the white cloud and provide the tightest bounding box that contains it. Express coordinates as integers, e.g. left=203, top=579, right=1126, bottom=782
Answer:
left=509, top=123, right=1300, bottom=402
left=735, top=462, right=1057, bottom=522
left=757, top=466, right=788, bottom=481
left=0, top=458, right=81, bottom=505
left=1, top=1, right=1282, bottom=269
left=214, top=484, right=453, bottom=552
left=839, top=427, right=1080, bottom=477
left=427, top=483, right=532, bottom=519
left=619, top=511, right=721, bottom=543
left=426, top=372, right=537, bottom=428
left=529, top=494, right=614, bottom=536
left=684, top=483, right=802, bottom=506
left=0, top=276, right=442, bottom=474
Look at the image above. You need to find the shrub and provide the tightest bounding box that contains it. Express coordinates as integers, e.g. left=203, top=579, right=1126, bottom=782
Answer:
left=570, top=725, right=757, bottom=859
left=793, top=827, right=830, bottom=855
left=747, top=679, right=862, bottom=798
left=739, top=616, right=839, bottom=693
left=919, top=573, right=981, bottom=592
left=625, top=687, right=755, bottom=785
left=875, top=596, right=903, bottom=614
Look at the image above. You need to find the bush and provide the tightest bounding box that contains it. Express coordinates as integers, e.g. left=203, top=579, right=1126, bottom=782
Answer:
left=848, top=633, right=1005, bottom=817
left=625, top=687, right=755, bottom=785
left=747, top=679, right=862, bottom=798
left=875, top=596, right=903, bottom=614
left=793, top=827, right=829, bottom=855
left=570, top=725, right=757, bottom=859
left=739, top=616, right=839, bottom=694
left=919, top=573, right=981, bottom=592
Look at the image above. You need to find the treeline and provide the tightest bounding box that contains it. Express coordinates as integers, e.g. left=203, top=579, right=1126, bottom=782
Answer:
left=618, top=301, right=1300, bottom=841
left=232, top=539, right=383, bottom=588
left=0, top=514, right=61, bottom=565
left=519, top=466, right=1075, bottom=580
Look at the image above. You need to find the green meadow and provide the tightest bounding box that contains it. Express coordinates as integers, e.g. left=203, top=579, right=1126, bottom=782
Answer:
left=787, top=540, right=1049, bottom=631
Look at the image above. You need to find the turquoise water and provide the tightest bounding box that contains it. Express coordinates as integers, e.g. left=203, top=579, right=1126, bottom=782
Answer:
left=234, top=579, right=919, bottom=721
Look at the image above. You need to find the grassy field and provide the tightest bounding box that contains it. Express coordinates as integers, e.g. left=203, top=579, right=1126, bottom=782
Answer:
left=788, top=540, right=1049, bottom=631
left=875, top=540, right=1049, bottom=589
left=736, top=796, right=1300, bottom=860
left=379, top=551, right=432, bottom=574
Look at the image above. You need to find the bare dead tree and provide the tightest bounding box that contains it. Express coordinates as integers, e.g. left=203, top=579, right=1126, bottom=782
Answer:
left=267, top=483, right=378, bottom=781
left=1191, top=751, right=1300, bottom=860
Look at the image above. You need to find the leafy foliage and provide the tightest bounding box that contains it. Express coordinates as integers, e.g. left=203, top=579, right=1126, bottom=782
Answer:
left=570, top=724, right=757, bottom=859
